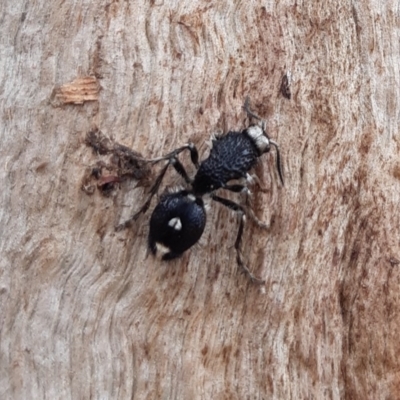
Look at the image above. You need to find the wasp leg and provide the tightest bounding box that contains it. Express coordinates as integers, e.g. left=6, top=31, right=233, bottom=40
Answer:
left=210, top=194, right=265, bottom=284
left=115, top=151, right=197, bottom=231
left=246, top=173, right=268, bottom=193
left=140, top=143, right=200, bottom=169
left=222, top=183, right=246, bottom=192
left=170, top=158, right=192, bottom=184
left=116, top=161, right=170, bottom=230
left=220, top=184, right=270, bottom=230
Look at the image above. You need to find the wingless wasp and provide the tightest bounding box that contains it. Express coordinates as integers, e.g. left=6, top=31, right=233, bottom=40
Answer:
left=114, top=98, right=284, bottom=283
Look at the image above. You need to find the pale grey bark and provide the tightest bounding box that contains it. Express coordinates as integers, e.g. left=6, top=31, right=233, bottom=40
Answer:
left=1, top=1, right=400, bottom=399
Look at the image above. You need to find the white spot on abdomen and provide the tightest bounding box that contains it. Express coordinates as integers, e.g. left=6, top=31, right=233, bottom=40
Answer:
left=168, top=217, right=182, bottom=231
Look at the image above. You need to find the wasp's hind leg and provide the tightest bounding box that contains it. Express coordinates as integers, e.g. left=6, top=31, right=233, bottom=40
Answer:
left=211, top=194, right=265, bottom=284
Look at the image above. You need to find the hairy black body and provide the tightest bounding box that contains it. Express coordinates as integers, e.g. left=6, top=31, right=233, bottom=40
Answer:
left=192, top=132, right=260, bottom=195
left=116, top=99, right=283, bottom=283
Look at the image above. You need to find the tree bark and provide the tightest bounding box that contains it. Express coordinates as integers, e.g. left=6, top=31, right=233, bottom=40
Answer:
left=1, top=1, right=400, bottom=399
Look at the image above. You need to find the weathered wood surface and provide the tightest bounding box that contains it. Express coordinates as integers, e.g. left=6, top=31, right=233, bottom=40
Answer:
left=1, top=1, right=400, bottom=399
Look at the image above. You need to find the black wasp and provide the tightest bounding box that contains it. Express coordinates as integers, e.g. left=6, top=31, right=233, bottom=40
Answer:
left=117, top=98, right=284, bottom=283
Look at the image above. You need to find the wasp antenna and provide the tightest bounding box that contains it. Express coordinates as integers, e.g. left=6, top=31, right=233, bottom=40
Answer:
left=270, top=140, right=284, bottom=186
left=243, top=96, right=251, bottom=113
left=261, top=120, right=267, bottom=132
left=243, top=98, right=267, bottom=131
